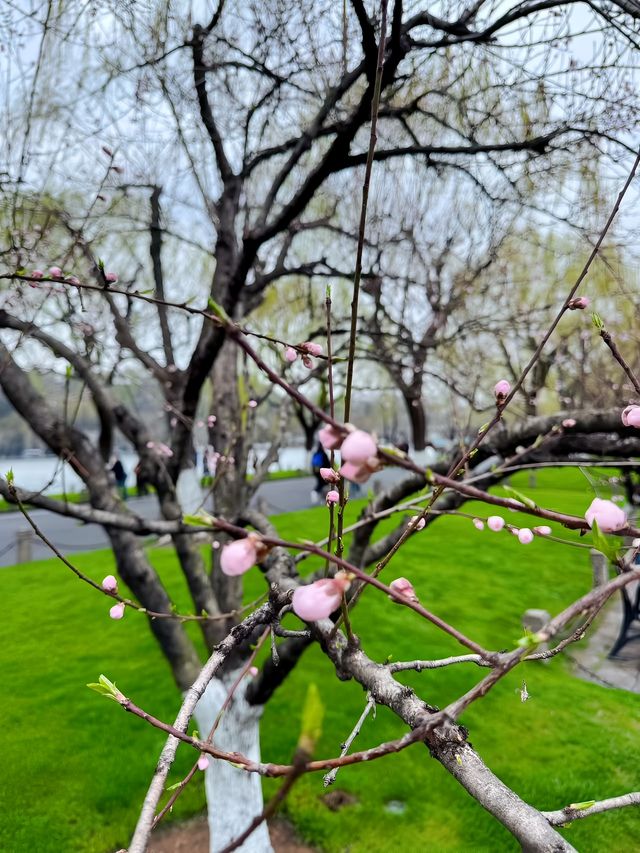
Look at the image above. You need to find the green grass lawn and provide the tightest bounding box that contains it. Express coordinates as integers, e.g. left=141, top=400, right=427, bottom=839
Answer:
left=1, top=468, right=639, bottom=851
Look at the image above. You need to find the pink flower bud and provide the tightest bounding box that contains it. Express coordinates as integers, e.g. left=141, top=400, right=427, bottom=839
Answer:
left=518, top=528, right=534, bottom=544
left=494, top=379, right=511, bottom=399
left=320, top=467, right=339, bottom=483
left=109, top=602, right=125, bottom=620
left=319, top=424, right=344, bottom=451
left=487, top=516, right=505, bottom=532
left=533, top=525, right=552, bottom=536
left=568, top=296, right=589, bottom=310
left=302, top=341, right=323, bottom=357
left=622, top=405, right=640, bottom=428
left=220, top=537, right=258, bottom=576
left=31, top=270, right=44, bottom=279
left=472, top=518, right=485, bottom=531
left=284, top=346, right=297, bottom=363
left=562, top=418, right=576, bottom=428
left=410, top=515, right=425, bottom=531
left=197, top=754, right=209, bottom=771
left=340, top=430, right=377, bottom=465
left=585, top=498, right=627, bottom=533
left=248, top=666, right=259, bottom=678
left=292, top=573, right=351, bottom=621
left=326, top=489, right=339, bottom=504
left=66, top=275, right=80, bottom=285
left=207, top=415, right=217, bottom=427
left=105, top=272, right=118, bottom=283
left=389, top=577, right=419, bottom=604
left=339, top=460, right=373, bottom=484
left=101, top=574, right=118, bottom=592
left=49, top=266, right=63, bottom=278
left=302, top=354, right=313, bottom=369
left=248, top=399, right=257, bottom=408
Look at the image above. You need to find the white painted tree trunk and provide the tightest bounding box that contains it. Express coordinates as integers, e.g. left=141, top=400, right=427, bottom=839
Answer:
left=194, top=674, right=274, bottom=853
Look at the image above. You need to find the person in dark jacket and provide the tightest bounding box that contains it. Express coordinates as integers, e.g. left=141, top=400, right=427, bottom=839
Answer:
left=111, top=457, right=128, bottom=500
left=310, top=443, right=330, bottom=503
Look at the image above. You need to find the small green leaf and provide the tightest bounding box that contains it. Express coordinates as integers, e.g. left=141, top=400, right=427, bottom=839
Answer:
left=516, top=630, right=541, bottom=649
left=591, top=312, right=605, bottom=330
left=16, top=268, right=26, bottom=276
left=478, top=422, right=490, bottom=434
left=87, top=674, right=121, bottom=702
left=166, top=782, right=182, bottom=792
left=6, top=469, right=14, bottom=484
left=183, top=512, right=214, bottom=527
left=568, top=800, right=596, bottom=811
left=590, top=519, right=618, bottom=562
left=503, top=485, right=537, bottom=510
left=207, top=297, right=231, bottom=324
left=97, top=258, right=105, bottom=272
left=298, top=683, right=324, bottom=755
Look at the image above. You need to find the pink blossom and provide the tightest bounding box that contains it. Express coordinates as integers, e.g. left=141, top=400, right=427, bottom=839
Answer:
left=325, top=489, right=339, bottom=505
left=109, top=602, right=125, bottom=620
left=562, top=418, right=576, bottom=428
left=494, top=379, right=511, bottom=399
left=472, top=518, right=485, bottom=531
left=146, top=441, right=173, bottom=457
left=220, top=538, right=258, bottom=576
left=319, top=424, right=344, bottom=451
left=533, top=525, right=552, bottom=536
left=339, top=460, right=374, bottom=484
left=292, top=573, right=351, bottom=621
left=302, top=341, right=323, bottom=357
left=320, top=467, right=339, bottom=483
left=207, top=415, right=217, bottom=427
left=487, top=516, right=505, bottom=532
left=49, top=266, right=63, bottom=278
left=622, top=405, right=640, bottom=428
left=101, top=574, right=118, bottom=592
left=31, top=270, right=44, bottom=279
left=248, top=666, right=259, bottom=678
left=568, top=296, right=589, bottom=310
left=248, top=399, right=257, bottom=408
left=340, top=429, right=377, bottom=465
left=585, top=498, right=627, bottom=533
left=410, top=515, right=425, bottom=531
left=518, top=528, right=534, bottom=544
left=105, top=272, right=118, bottom=283
left=284, top=346, right=297, bottom=363
left=197, top=755, right=210, bottom=771
left=389, top=577, right=419, bottom=604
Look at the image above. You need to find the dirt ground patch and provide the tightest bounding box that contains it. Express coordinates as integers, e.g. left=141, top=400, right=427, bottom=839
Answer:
left=148, top=815, right=316, bottom=853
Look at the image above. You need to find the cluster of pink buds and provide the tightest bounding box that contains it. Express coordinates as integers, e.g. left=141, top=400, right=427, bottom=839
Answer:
left=585, top=498, right=627, bottom=532
left=283, top=341, right=323, bottom=368
left=622, top=405, right=640, bottom=428
left=389, top=577, right=419, bottom=604
left=102, top=575, right=125, bottom=619
left=146, top=440, right=173, bottom=457
left=220, top=533, right=268, bottom=577
left=318, top=425, right=380, bottom=484
left=568, top=296, right=589, bottom=310
left=291, top=571, right=352, bottom=621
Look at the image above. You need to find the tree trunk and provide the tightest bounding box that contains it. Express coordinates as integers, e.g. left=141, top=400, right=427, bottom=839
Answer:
left=404, top=394, right=427, bottom=451
left=194, top=673, right=274, bottom=853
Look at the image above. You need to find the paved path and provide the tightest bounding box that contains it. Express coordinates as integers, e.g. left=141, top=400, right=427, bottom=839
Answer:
left=0, top=469, right=408, bottom=567
left=571, top=587, right=640, bottom=694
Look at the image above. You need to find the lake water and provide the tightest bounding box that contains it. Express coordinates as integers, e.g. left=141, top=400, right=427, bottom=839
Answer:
left=1, top=444, right=436, bottom=495
left=0, top=446, right=313, bottom=494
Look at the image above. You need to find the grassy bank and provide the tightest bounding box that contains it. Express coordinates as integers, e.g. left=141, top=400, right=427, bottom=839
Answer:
left=1, top=468, right=638, bottom=851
